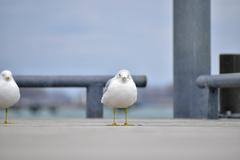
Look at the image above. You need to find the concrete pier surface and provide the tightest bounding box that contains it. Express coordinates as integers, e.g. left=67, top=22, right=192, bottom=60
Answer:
left=0, top=119, right=240, bottom=160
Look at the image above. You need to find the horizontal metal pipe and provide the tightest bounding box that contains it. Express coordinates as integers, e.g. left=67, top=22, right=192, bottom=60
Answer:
left=196, top=73, right=240, bottom=88
left=14, top=75, right=147, bottom=88
left=218, top=113, right=240, bottom=119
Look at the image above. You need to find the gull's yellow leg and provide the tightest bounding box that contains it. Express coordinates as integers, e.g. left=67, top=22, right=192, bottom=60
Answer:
left=112, top=108, right=118, bottom=126
left=4, top=108, right=8, bottom=124
left=124, top=108, right=128, bottom=126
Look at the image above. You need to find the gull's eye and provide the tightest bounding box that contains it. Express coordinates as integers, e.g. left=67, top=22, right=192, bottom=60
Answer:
left=118, top=74, right=122, bottom=78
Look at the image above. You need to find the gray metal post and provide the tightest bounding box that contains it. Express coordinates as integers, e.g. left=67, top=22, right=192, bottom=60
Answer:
left=197, top=73, right=240, bottom=119
left=208, top=88, right=219, bottom=119
left=174, top=0, right=211, bottom=118
left=86, top=85, right=104, bottom=118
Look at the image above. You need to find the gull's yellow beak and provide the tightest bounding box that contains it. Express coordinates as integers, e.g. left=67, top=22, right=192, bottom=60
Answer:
left=122, top=76, right=127, bottom=82
left=5, top=76, right=10, bottom=81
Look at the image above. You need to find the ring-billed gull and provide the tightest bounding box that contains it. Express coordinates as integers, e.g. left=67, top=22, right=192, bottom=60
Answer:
left=101, top=70, right=137, bottom=126
left=0, top=70, right=20, bottom=124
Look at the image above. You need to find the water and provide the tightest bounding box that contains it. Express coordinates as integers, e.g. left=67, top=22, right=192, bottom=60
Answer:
left=0, top=104, right=173, bottom=119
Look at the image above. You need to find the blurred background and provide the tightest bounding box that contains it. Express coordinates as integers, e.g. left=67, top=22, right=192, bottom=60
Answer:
left=0, top=0, right=239, bottom=119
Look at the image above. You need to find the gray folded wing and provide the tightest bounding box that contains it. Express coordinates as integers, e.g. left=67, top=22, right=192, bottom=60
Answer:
left=103, top=78, right=113, bottom=94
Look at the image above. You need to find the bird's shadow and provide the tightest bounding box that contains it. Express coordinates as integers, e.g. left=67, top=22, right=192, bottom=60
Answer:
left=105, top=124, right=143, bottom=127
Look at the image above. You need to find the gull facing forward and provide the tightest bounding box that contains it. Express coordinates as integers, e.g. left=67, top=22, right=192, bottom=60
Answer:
left=0, top=70, right=20, bottom=124
left=101, top=70, right=137, bottom=126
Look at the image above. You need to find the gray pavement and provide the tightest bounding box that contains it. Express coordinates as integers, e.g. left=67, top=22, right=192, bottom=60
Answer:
left=0, top=119, right=240, bottom=160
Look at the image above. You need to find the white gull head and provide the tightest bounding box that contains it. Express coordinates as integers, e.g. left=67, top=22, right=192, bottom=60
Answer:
left=1, top=70, right=13, bottom=82
left=115, top=69, right=132, bottom=83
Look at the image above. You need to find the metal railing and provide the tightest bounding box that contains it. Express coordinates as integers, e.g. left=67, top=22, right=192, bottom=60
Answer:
left=196, top=73, right=240, bottom=119
left=14, top=75, right=147, bottom=118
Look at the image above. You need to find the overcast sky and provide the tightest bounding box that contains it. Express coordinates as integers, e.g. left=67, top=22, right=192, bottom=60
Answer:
left=0, top=0, right=240, bottom=86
